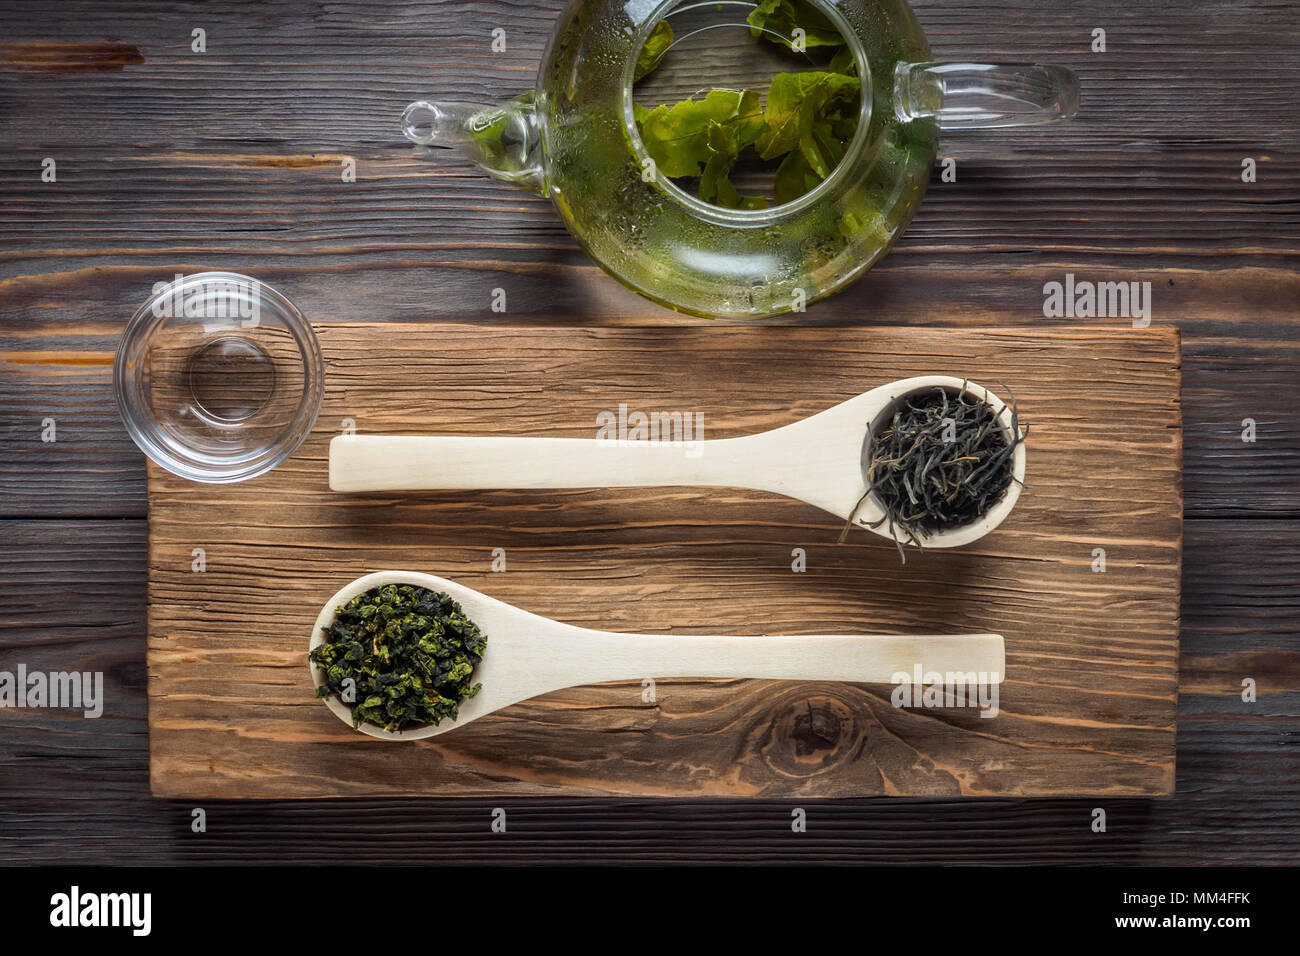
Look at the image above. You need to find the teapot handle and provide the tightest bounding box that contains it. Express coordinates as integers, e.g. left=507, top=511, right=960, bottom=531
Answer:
left=893, top=62, right=1079, bottom=130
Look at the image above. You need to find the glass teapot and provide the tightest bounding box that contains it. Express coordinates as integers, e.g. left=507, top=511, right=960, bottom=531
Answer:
left=403, top=0, right=1078, bottom=318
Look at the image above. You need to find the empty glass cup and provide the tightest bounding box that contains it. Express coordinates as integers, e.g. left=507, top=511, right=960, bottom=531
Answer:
left=113, top=272, right=324, bottom=482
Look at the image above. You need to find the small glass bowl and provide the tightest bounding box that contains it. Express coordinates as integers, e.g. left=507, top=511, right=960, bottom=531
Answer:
left=114, top=272, right=324, bottom=483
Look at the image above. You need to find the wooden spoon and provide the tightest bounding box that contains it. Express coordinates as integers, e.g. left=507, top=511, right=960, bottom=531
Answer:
left=329, top=375, right=1025, bottom=548
left=310, top=571, right=1006, bottom=740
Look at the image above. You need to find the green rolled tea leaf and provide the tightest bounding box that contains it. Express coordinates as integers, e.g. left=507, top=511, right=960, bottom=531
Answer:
left=309, top=583, right=488, bottom=733
left=635, top=19, right=674, bottom=81
left=747, top=0, right=845, bottom=50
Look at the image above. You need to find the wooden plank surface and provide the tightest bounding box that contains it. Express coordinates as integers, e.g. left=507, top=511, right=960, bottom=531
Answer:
left=145, top=324, right=1181, bottom=798
left=6, top=516, right=1295, bottom=864
left=0, top=0, right=1295, bottom=861
left=0, top=0, right=1296, bottom=342
left=2, top=336, right=1294, bottom=519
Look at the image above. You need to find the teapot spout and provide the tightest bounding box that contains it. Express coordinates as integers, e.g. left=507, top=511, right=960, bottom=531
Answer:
left=401, top=95, right=543, bottom=192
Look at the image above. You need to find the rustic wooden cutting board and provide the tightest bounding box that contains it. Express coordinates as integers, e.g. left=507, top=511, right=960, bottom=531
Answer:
left=147, top=324, right=1181, bottom=798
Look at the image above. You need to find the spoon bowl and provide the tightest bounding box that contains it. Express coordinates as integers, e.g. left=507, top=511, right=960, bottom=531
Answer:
left=329, top=375, right=1026, bottom=549
left=310, top=570, right=1006, bottom=740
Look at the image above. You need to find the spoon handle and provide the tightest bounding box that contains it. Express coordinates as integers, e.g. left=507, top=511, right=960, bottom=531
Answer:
left=330, top=434, right=765, bottom=492
left=557, top=631, right=1005, bottom=687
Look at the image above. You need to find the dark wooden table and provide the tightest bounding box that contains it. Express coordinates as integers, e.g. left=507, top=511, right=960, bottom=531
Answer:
left=1, top=0, right=1296, bottom=864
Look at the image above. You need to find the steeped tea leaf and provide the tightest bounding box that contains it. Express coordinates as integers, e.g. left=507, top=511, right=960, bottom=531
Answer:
left=828, top=46, right=858, bottom=76
left=774, top=148, right=820, bottom=204
left=699, top=121, right=739, bottom=206
left=309, top=583, right=488, bottom=733
left=755, top=70, right=860, bottom=167
left=747, top=0, right=845, bottom=49
left=637, top=88, right=765, bottom=180
left=630, top=15, right=860, bottom=208
left=699, top=118, right=770, bottom=209
left=635, top=19, right=674, bottom=81
left=801, top=120, right=838, bottom=178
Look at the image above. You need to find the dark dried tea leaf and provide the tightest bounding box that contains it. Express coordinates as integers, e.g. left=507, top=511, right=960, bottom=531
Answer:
left=309, top=583, right=487, bottom=733
left=848, top=385, right=1027, bottom=559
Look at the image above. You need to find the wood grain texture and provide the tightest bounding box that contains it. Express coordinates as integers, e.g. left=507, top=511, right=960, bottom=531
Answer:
left=145, top=324, right=1181, bottom=798
left=2, top=517, right=1293, bottom=863
left=2, top=336, right=1294, bottom=518
left=0, top=0, right=1296, bottom=341
left=0, top=0, right=1295, bottom=862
